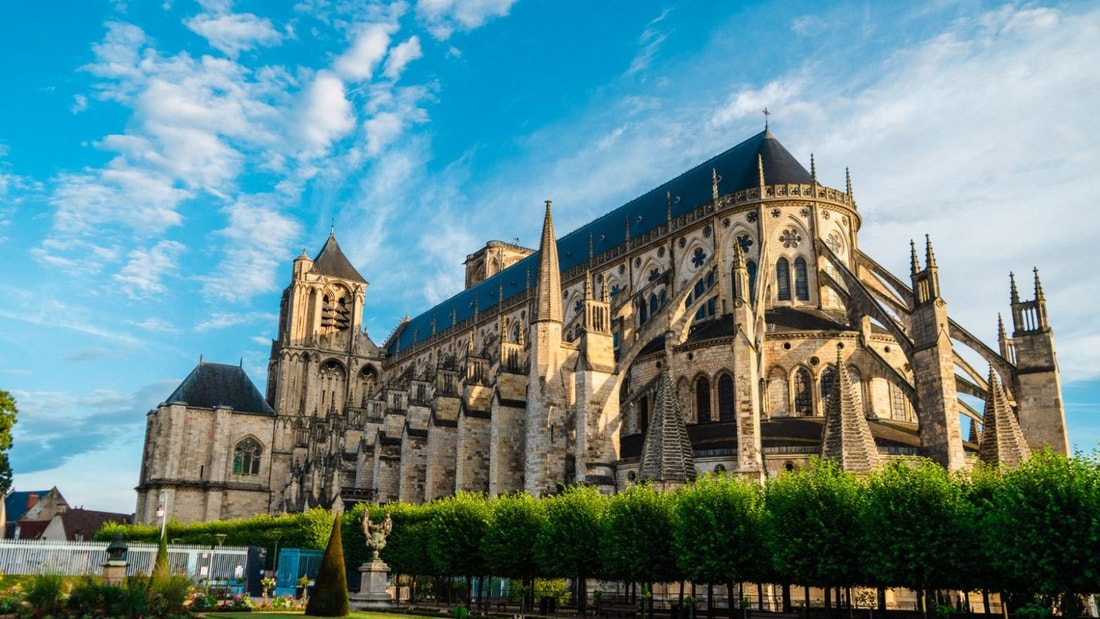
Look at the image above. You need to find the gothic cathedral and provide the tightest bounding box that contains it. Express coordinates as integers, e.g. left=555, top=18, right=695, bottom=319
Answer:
left=135, top=129, right=1068, bottom=524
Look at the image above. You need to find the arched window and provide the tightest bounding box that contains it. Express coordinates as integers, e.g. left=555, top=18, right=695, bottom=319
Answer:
left=793, top=368, right=813, bottom=416
left=233, top=438, right=262, bottom=475
left=746, top=260, right=758, bottom=300
left=638, top=297, right=648, bottom=325
left=794, top=257, right=809, bottom=301
left=717, top=374, right=735, bottom=421
left=777, top=258, right=791, bottom=301
left=695, top=376, right=712, bottom=423
left=511, top=321, right=521, bottom=343
left=822, top=362, right=836, bottom=406
left=649, top=293, right=659, bottom=317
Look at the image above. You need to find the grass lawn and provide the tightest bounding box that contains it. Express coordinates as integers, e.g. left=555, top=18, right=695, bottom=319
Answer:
left=201, top=613, right=439, bottom=619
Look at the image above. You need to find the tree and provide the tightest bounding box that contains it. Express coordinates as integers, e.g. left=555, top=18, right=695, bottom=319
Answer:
left=305, top=511, right=350, bottom=617
left=987, top=449, right=1100, bottom=613
left=483, top=492, right=547, bottom=611
left=0, top=390, right=17, bottom=494
left=763, top=458, right=865, bottom=610
left=426, top=492, right=491, bottom=610
left=861, top=459, right=968, bottom=618
left=673, top=475, right=767, bottom=618
left=535, top=486, right=609, bottom=615
left=603, top=485, right=680, bottom=619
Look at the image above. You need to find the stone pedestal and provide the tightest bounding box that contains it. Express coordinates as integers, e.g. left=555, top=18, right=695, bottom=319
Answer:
left=102, top=560, right=127, bottom=586
left=350, top=561, right=392, bottom=609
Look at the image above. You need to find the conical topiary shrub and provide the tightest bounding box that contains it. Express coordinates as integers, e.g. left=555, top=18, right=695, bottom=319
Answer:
left=151, top=533, right=169, bottom=579
left=305, top=511, right=350, bottom=617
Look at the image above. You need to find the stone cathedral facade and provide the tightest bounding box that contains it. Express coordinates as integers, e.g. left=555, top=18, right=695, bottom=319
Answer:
left=135, top=129, right=1068, bottom=524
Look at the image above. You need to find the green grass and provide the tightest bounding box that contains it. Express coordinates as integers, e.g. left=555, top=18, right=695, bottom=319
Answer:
left=202, top=612, right=440, bottom=619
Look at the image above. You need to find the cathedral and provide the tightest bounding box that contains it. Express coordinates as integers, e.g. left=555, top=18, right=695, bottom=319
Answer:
left=134, top=128, right=1068, bottom=524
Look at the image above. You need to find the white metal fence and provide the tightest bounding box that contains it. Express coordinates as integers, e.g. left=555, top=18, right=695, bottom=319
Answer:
left=0, top=539, right=250, bottom=580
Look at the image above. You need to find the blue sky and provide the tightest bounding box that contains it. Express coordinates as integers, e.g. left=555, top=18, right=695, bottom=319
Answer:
left=1, top=0, right=1098, bottom=512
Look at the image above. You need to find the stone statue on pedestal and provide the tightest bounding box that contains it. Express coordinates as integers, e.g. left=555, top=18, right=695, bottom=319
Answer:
left=352, top=511, right=394, bottom=609
left=362, top=511, right=392, bottom=563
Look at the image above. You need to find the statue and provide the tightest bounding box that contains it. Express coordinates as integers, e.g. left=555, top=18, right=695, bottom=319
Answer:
left=362, top=511, right=392, bottom=562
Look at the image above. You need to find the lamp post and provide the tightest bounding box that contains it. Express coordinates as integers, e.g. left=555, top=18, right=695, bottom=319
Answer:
left=155, top=490, right=168, bottom=541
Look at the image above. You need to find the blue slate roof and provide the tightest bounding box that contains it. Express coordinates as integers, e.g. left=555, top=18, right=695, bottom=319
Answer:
left=385, top=129, right=811, bottom=355
left=164, top=361, right=276, bottom=415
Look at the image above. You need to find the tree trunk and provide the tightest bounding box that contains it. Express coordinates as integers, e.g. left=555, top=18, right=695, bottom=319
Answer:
left=758, top=583, right=765, bottom=612
left=878, top=587, right=887, bottom=615
left=707, top=583, right=714, bottom=619
left=782, top=583, right=792, bottom=614
left=981, top=591, right=990, bottom=617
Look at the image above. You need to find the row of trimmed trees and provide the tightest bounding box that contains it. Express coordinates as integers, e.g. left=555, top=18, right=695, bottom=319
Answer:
left=367, top=452, right=1098, bottom=617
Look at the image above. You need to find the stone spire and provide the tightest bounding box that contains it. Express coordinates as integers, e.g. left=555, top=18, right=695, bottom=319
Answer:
left=639, top=368, right=696, bottom=486
left=979, top=367, right=1031, bottom=468
left=820, top=348, right=879, bottom=473
left=533, top=200, right=562, bottom=324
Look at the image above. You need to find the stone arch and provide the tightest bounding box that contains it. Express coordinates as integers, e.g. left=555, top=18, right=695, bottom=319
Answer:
left=232, top=435, right=264, bottom=476
left=678, top=237, right=712, bottom=275
left=634, top=256, right=664, bottom=289
left=767, top=366, right=790, bottom=417
left=792, top=366, right=814, bottom=416
left=319, top=358, right=348, bottom=415
left=716, top=372, right=735, bottom=421
left=694, top=373, right=712, bottom=423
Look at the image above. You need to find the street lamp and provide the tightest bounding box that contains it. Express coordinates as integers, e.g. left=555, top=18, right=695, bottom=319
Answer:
left=155, top=490, right=168, bottom=541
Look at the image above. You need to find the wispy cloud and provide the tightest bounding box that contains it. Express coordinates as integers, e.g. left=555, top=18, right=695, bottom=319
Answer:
left=200, top=197, right=300, bottom=302
left=113, top=239, right=187, bottom=297
left=415, top=0, right=516, bottom=40
left=626, top=9, right=671, bottom=77
left=185, top=9, right=283, bottom=58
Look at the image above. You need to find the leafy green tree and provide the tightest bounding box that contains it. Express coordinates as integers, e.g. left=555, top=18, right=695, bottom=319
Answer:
left=535, top=486, right=609, bottom=615
left=0, top=390, right=17, bottom=494
left=426, top=492, right=491, bottom=609
left=763, top=459, right=864, bottom=608
left=673, top=475, right=767, bottom=616
left=602, top=485, right=680, bottom=590
left=861, top=459, right=968, bottom=618
left=955, top=463, right=1005, bottom=613
left=483, top=492, right=547, bottom=611
left=305, top=511, right=350, bottom=617
left=987, top=449, right=1100, bottom=613
left=381, top=501, right=436, bottom=589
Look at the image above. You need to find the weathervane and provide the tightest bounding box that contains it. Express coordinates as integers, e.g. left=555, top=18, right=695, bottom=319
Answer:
left=763, top=107, right=770, bottom=130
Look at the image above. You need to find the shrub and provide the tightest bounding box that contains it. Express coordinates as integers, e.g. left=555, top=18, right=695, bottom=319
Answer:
left=23, top=573, right=67, bottom=616
left=148, top=573, right=192, bottom=615
left=305, top=511, right=349, bottom=617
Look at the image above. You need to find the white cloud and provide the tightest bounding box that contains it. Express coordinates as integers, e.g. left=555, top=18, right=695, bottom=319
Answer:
left=113, top=239, right=186, bottom=297
left=72, top=94, right=88, bottom=113
left=297, top=71, right=355, bottom=157
left=363, top=112, right=404, bottom=156
left=200, top=198, right=300, bottom=302
left=186, top=11, right=283, bottom=58
left=415, top=0, right=515, bottom=40
left=383, top=36, right=422, bottom=80
left=335, top=22, right=396, bottom=81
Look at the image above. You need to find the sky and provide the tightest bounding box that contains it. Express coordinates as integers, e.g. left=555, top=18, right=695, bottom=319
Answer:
left=1, top=0, right=1098, bottom=513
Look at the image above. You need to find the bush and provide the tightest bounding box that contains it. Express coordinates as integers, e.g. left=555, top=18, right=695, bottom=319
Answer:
left=149, top=573, right=193, bottom=615
left=23, top=573, right=67, bottom=615
left=305, top=511, right=350, bottom=617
